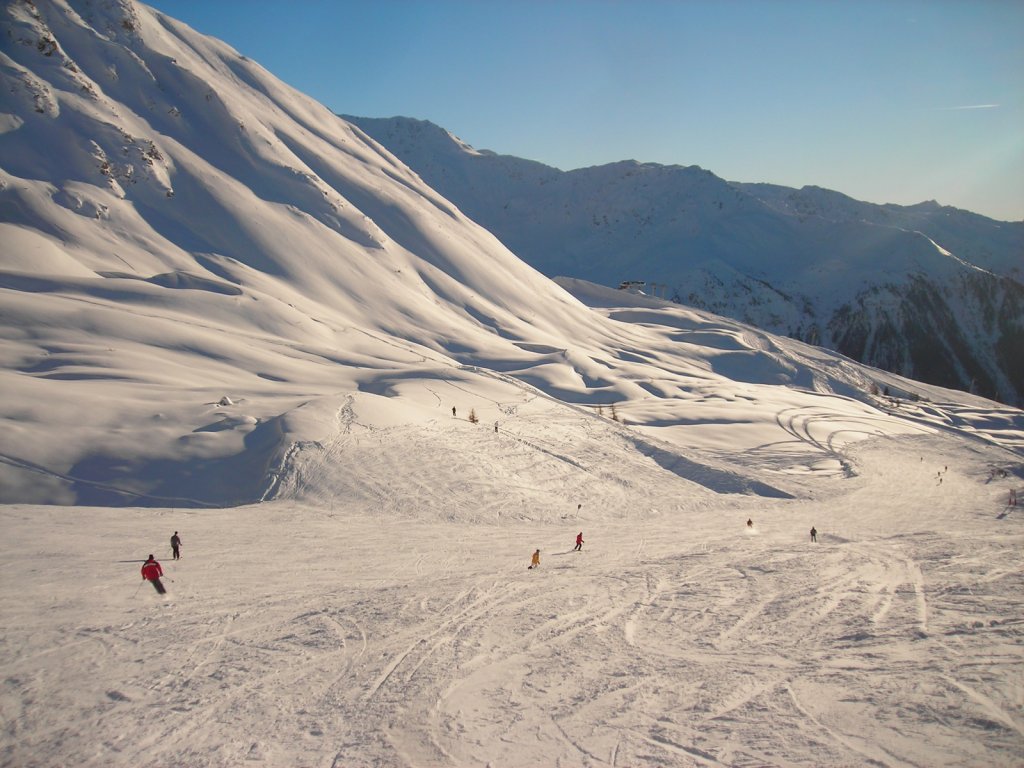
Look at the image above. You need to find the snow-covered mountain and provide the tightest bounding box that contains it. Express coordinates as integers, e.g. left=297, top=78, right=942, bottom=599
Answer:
left=5, top=0, right=1013, bottom=510
left=0, top=0, right=602, bottom=506
left=2, top=3, right=1023, bottom=767
left=345, top=116, right=1024, bottom=407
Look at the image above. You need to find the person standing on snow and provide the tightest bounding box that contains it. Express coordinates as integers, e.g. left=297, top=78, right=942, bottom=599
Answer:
left=810, top=526, right=817, bottom=543
left=574, top=532, right=584, bottom=551
left=170, top=531, right=182, bottom=560
left=529, top=549, right=540, bottom=569
left=141, top=554, right=166, bottom=594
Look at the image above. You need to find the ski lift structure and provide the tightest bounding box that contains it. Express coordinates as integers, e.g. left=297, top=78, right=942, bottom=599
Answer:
left=618, top=280, right=670, bottom=300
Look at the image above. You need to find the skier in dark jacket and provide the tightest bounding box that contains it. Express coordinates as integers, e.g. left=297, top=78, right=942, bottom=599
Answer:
left=810, top=527, right=818, bottom=543
left=170, top=531, right=181, bottom=560
left=141, top=555, right=166, bottom=594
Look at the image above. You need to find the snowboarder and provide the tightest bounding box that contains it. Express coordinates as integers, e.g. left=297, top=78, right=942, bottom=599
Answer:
left=574, top=532, right=584, bottom=551
left=528, top=549, right=540, bottom=569
left=141, top=554, right=165, bottom=594
left=810, top=526, right=817, bottom=543
left=170, top=531, right=181, bottom=560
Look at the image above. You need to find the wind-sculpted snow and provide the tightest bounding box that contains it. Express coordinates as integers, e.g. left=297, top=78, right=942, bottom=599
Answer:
left=2, top=0, right=1020, bottom=509
left=348, top=115, right=1024, bottom=406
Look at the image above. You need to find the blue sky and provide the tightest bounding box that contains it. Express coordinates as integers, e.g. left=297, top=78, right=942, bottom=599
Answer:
left=146, top=0, right=1023, bottom=221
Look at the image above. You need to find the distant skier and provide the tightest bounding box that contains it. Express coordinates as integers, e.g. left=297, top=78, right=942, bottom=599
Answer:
left=170, top=531, right=181, bottom=560
left=528, top=549, right=540, bottom=569
left=574, top=532, right=584, bottom=551
left=810, top=526, right=817, bottom=543
left=141, top=554, right=166, bottom=594
left=452, top=406, right=457, bottom=418
left=746, top=518, right=753, bottom=528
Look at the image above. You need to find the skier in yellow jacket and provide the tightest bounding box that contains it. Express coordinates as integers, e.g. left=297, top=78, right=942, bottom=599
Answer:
left=528, top=549, right=540, bottom=569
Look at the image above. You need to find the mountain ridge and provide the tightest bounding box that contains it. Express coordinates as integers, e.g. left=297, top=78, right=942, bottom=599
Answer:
left=345, top=115, right=1024, bottom=406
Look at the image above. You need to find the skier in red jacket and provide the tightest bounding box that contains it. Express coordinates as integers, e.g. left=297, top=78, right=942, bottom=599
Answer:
left=141, top=554, right=166, bottom=594
left=574, top=532, right=584, bottom=551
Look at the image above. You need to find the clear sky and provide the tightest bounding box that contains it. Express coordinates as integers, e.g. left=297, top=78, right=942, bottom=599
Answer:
left=144, top=0, right=1024, bottom=222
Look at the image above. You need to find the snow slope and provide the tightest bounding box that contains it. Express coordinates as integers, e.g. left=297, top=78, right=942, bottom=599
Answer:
left=7, top=0, right=1016, bottom=509
left=2, top=420, right=1023, bottom=767
left=1, top=2, right=1023, bottom=766
left=346, top=116, right=1024, bottom=407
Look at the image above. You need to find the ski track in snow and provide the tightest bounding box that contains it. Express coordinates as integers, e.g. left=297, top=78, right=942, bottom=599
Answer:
left=2, top=431, right=1023, bottom=767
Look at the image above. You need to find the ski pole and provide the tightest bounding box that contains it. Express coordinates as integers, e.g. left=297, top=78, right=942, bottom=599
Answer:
left=133, top=580, right=144, bottom=597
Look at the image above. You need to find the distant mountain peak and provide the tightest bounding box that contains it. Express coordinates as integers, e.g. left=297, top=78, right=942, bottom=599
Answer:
left=343, top=114, right=488, bottom=160
left=348, top=115, right=1024, bottom=406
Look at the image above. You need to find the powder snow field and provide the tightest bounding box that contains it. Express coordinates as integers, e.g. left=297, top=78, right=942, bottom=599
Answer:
left=2, top=399, right=1023, bottom=768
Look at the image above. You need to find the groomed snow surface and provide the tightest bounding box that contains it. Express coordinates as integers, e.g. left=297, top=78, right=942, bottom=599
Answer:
left=3, top=413, right=1022, bottom=768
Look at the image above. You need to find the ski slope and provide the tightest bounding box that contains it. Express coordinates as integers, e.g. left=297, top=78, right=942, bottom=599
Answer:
left=1, top=2, right=1023, bottom=766
left=2, top=418, right=1022, bottom=768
